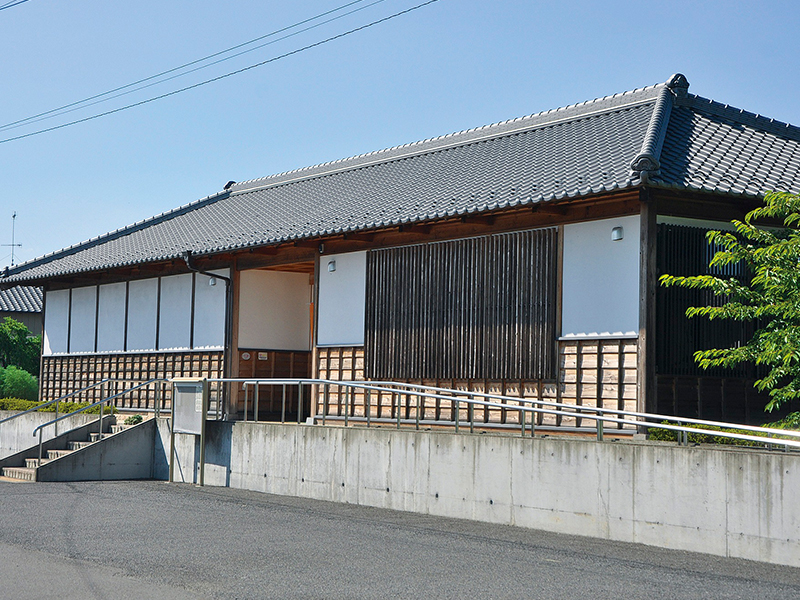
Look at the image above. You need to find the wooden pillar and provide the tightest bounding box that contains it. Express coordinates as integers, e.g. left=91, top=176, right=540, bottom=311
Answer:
left=227, top=258, right=241, bottom=418
left=638, top=188, right=657, bottom=414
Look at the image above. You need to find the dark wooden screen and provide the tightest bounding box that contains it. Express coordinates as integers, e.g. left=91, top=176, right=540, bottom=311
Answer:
left=656, top=223, right=753, bottom=377
left=365, top=228, right=558, bottom=380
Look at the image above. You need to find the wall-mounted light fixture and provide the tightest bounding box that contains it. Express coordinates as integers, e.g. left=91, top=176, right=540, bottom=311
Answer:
left=611, top=226, right=624, bottom=241
left=208, top=278, right=217, bottom=286
left=327, top=260, right=336, bottom=273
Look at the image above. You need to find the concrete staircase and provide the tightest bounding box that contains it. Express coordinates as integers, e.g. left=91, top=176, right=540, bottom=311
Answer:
left=1, top=421, right=136, bottom=482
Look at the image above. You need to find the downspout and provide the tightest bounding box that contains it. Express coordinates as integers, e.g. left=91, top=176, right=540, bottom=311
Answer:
left=182, top=250, right=233, bottom=419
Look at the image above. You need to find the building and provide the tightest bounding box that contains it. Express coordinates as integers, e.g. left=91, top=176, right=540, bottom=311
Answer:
left=2, top=74, right=799, bottom=425
left=0, top=285, right=43, bottom=336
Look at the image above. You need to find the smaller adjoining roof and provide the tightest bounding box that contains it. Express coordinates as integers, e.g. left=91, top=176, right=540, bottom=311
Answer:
left=0, top=285, right=43, bottom=313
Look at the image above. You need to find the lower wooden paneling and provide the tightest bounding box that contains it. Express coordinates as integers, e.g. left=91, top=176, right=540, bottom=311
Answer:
left=315, top=344, right=636, bottom=430
left=558, top=339, right=639, bottom=429
left=40, top=351, right=224, bottom=410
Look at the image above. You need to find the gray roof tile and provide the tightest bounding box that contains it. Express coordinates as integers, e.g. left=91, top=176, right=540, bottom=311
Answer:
left=0, top=285, right=42, bottom=313
left=4, top=75, right=800, bottom=285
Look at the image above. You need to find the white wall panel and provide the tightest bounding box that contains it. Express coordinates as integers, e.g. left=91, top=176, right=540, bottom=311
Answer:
left=193, top=269, right=228, bottom=349
left=127, top=278, right=158, bottom=351
left=96, top=282, right=127, bottom=352
left=158, top=273, right=193, bottom=350
left=562, top=215, right=640, bottom=338
left=317, top=251, right=366, bottom=346
left=43, top=289, right=70, bottom=355
left=69, top=286, right=97, bottom=353
left=238, top=270, right=311, bottom=351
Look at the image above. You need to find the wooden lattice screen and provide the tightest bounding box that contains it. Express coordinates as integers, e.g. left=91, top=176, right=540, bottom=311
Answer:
left=365, top=228, right=558, bottom=381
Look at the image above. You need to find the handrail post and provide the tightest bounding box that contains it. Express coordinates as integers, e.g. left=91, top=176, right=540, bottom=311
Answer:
left=344, top=385, right=349, bottom=427
left=366, top=388, right=371, bottom=428
left=416, top=393, right=421, bottom=430
left=243, top=384, right=249, bottom=422
left=298, top=382, right=303, bottom=423
left=281, top=384, right=286, bottom=423
left=38, top=429, right=43, bottom=468
left=531, top=401, right=536, bottom=438
left=520, top=403, right=525, bottom=437
left=254, top=383, right=260, bottom=423
left=54, top=393, right=59, bottom=438
left=395, top=392, right=400, bottom=429
left=454, top=399, right=459, bottom=434
left=597, top=410, right=604, bottom=442
left=323, top=383, right=329, bottom=426
left=469, top=401, right=474, bottom=434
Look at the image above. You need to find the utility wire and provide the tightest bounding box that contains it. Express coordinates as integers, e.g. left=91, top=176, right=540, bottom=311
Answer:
left=0, top=0, right=386, bottom=132
left=0, top=0, right=32, bottom=11
left=0, top=0, right=440, bottom=145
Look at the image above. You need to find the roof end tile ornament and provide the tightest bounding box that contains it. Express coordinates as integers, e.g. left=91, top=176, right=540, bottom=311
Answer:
left=630, top=74, right=688, bottom=184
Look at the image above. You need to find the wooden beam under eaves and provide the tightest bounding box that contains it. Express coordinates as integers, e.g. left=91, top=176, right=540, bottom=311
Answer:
left=460, top=215, right=495, bottom=226
left=293, top=240, right=320, bottom=249
left=397, top=224, right=432, bottom=234
left=531, top=203, right=569, bottom=216
left=342, top=232, right=375, bottom=242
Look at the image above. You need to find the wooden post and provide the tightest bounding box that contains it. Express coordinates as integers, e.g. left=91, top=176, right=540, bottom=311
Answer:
left=638, top=188, right=657, bottom=414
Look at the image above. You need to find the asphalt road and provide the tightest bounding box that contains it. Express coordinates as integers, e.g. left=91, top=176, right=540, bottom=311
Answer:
left=1, top=480, right=799, bottom=599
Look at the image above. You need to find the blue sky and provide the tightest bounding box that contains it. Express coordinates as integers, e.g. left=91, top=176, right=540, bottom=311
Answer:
left=1, top=0, right=799, bottom=267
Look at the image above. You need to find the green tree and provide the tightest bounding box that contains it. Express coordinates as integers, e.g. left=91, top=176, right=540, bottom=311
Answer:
left=660, top=191, right=800, bottom=411
left=0, top=317, right=41, bottom=376
left=1, top=365, right=38, bottom=401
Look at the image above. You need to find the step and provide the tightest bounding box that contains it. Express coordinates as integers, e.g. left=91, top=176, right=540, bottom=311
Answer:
left=47, top=449, right=74, bottom=460
left=67, top=441, right=93, bottom=451
left=1, top=467, right=36, bottom=481
left=110, top=424, right=132, bottom=434
left=88, top=433, right=109, bottom=442
left=25, top=458, right=51, bottom=468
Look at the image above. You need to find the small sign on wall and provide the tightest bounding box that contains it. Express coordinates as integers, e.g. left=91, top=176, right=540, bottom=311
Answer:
left=257, top=352, right=270, bottom=361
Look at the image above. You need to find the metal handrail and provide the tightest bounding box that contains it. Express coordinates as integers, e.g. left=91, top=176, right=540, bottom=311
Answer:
left=0, top=378, right=133, bottom=436
left=224, top=377, right=800, bottom=451
left=363, top=380, right=800, bottom=441
left=31, top=378, right=168, bottom=467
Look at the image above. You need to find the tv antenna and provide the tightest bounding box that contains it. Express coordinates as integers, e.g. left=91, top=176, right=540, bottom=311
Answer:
left=2, top=212, right=22, bottom=266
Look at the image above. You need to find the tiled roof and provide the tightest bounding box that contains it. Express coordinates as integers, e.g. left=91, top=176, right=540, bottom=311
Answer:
left=0, top=285, right=42, bottom=313
left=4, top=74, right=800, bottom=285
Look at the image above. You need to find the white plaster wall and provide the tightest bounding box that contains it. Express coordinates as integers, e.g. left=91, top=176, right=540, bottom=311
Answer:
left=238, top=270, right=311, bottom=350
left=317, top=251, right=366, bottom=346
left=43, top=289, right=69, bottom=355
left=159, top=421, right=800, bottom=568
left=127, top=278, right=158, bottom=351
left=158, top=273, right=193, bottom=350
left=69, top=286, right=97, bottom=353
left=96, top=282, right=126, bottom=352
left=193, top=269, right=227, bottom=349
left=562, top=215, right=640, bottom=337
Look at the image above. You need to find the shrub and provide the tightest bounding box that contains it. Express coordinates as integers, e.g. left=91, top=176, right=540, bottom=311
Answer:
left=2, top=366, right=38, bottom=402
left=0, top=397, right=115, bottom=414
left=124, top=414, right=143, bottom=425
left=648, top=417, right=798, bottom=446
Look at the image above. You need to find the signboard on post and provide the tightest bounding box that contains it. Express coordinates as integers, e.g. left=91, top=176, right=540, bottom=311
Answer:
left=169, top=377, right=209, bottom=485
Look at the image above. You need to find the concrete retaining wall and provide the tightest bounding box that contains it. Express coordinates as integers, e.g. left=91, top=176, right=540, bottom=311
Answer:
left=0, top=410, right=100, bottom=459
left=157, top=419, right=800, bottom=567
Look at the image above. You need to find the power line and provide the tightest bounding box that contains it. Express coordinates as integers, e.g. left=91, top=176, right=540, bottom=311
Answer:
left=0, top=0, right=440, bottom=145
left=0, top=0, right=388, bottom=132
left=0, top=0, right=32, bottom=12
